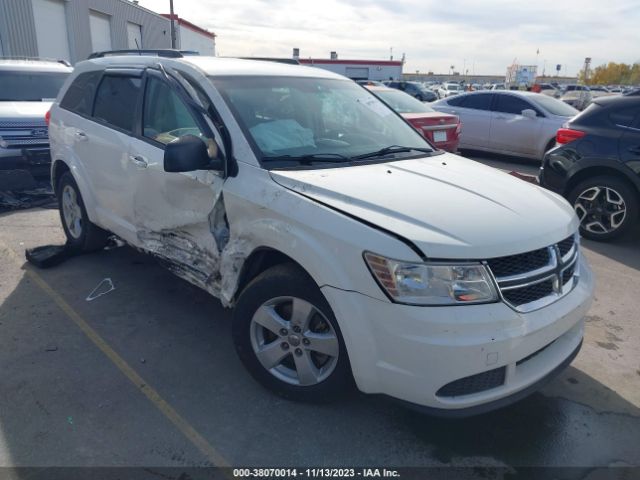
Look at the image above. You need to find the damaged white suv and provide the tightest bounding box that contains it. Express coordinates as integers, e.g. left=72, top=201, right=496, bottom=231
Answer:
left=49, top=51, right=594, bottom=416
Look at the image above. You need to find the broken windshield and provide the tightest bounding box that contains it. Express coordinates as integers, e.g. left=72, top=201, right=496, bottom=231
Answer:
left=211, top=76, right=434, bottom=167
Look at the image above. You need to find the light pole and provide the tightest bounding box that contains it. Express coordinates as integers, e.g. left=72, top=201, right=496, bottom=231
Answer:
left=169, top=0, right=177, bottom=49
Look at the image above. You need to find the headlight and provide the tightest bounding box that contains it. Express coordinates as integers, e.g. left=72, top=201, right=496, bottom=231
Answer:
left=364, top=252, right=498, bottom=305
left=0, top=136, right=7, bottom=148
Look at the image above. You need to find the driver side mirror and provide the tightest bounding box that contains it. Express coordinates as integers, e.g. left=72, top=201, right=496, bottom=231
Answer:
left=521, top=109, right=537, bottom=119
left=164, top=134, right=224, bottom=173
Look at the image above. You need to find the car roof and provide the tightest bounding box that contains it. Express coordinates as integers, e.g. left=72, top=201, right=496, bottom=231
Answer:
left=0, top=59, right=72, bottom=72
left=592, top=94, right=640, bottom=108
left=365, top=85, right=398, bottom=92
left=77, top=55, right=346, bottom=80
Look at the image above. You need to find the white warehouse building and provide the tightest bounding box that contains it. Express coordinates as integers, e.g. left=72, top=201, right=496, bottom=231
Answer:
left=0, top=0, right=215, bottom=64
left=298, top=51, right=404, bottom=81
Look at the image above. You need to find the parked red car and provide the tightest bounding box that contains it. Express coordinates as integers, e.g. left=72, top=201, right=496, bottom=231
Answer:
left=366, top=85, right=461, bottom=152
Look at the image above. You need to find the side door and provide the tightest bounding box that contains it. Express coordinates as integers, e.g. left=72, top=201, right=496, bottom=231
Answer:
left=616, top=107, right=640, bottom=166
left=127, top=68, right=226, bottom=275
left=489, top=93, right=544, bottom=156
left=77, top=70, right=143, bottom=239
left=446, top=93, right=493, bottom=149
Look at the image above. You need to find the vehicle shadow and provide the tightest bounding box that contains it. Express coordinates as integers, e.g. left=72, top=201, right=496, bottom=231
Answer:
left=581, top=223, right=640, bottom=271
left=0, top=244, right=639, bottom=470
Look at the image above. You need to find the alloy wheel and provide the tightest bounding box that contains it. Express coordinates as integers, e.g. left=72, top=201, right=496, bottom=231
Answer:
left=61, top=185, right=83, bottom=239
left=249, top=296, right=339, bottom=386
left=574, top=186, right=627, bottom=235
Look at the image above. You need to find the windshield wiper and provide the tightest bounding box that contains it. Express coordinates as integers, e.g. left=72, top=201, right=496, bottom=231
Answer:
left=262, top=153, right=351, bottom=165
left=352, top=145, right=434, bottom=161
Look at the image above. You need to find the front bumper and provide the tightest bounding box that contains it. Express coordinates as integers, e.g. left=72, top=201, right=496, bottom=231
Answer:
left=0, top=146, right=51, bottom=176
left=321, top=253, right=593, bottom=414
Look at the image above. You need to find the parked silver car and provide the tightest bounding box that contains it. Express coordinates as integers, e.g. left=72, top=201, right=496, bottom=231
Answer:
left=432, top=91, right=579, bottom=160
left=0, top=58, right=71, bottom=184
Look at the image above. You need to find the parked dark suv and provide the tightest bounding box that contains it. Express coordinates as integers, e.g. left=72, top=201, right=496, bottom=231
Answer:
left=539, top=94, right=640, bottom=241
left=386, top=81, right=437, bottom=102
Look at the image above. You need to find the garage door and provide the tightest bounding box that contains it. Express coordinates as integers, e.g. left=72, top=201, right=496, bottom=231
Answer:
left=345, top=67, right=369, bottom=80
left=90, top=10, right=113, bottom=54
left=127, top=22, right=143, bottom=49
left=31, top=0, right=71, bottom=61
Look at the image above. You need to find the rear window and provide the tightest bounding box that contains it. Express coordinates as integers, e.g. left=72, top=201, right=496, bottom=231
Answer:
left=376, top=90, right=435, bottom=114
left=60, top=71, right=102, bottom=116
left=460, top=93, right=493, bottom=111
left=93, top=75, right=142, bottom=132
left=446, top=85, right=459, bottom=91
left=0, top=70, right=69, bottom=101
left=531, top=95, right=579, bottom=117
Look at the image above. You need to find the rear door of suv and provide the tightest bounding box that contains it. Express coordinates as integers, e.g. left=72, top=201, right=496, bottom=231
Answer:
left=56, top=69, right=142, bottom=240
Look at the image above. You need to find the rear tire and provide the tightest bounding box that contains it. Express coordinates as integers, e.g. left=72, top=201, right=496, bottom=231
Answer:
left=57, top=171, right=109, bottom=252
left=567, top=176, right=638, bottom=241
left=233, top=263, right=354, bottom=402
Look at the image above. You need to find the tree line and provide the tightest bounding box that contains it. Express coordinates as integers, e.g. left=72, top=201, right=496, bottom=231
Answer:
left=581, top=62, right=640, bottom=85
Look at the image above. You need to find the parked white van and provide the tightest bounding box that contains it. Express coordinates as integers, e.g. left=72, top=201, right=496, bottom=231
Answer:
left=49, top=51, right=593, bottom=416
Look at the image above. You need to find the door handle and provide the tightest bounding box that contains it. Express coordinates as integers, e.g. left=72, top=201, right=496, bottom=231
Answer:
left=129, top=155, right=148, bottom=168
left=75, top=130, right=88, bottom=141
left=628, top=146, right=640, bottom=155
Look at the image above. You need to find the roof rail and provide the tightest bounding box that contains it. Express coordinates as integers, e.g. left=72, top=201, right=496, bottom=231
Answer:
left=88, top=49, right=188, bottom=59
left=0, top=56, right=71, bottom=67
left=238, top=57, right=301, bottom=65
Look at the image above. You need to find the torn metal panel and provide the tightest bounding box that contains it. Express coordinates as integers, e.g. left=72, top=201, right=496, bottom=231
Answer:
left=136, top=192, right=251, bottom=308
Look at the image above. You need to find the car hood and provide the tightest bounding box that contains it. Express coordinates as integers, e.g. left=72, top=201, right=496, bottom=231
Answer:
left=270, top=152, right=578, bottom=259
left=0, top=101, right=51, bottom=122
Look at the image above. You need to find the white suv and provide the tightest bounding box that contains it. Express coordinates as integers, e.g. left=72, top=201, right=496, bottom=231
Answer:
left=49, top=52, right=594, bottom=416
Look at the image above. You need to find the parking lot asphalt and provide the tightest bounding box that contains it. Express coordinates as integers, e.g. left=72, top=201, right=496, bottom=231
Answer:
left=1, top=155, right=639, bottom=471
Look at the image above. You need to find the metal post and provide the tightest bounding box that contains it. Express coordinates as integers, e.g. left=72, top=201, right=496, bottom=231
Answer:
left=169, top=0, right=176, bottom=49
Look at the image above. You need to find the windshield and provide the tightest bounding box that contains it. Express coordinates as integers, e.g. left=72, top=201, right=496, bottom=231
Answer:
left=0, top=71, right=69, bottom=101
left=532, top=94, right=579, bottom=117
left=375, top=90, right=435, bottom=114
left=212, top=76, right=434, bottom=165
left=446, top=84, right=459, bottom=91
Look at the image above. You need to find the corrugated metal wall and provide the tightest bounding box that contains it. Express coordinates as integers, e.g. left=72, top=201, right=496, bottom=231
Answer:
left=0, top=0, right=39, bottom=58
left=0, top=0, right=172, bottom=63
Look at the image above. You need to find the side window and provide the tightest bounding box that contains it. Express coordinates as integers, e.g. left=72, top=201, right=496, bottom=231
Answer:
left=446, top=96, right=464, bottom=107
left=93, top=75, right=142, bottom=132
left=493, top=95, right=539, bottom=116
left=460, top=94, right=492, bottom=111
left=60, top=71, right=102, bottom=116
left=143, top=76, right=204, bottom=145
left=610, top=107, right=639, bottom=128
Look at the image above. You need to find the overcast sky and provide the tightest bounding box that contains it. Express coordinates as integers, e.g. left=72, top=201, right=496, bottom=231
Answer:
left=136, top=0, right=639, bottom=76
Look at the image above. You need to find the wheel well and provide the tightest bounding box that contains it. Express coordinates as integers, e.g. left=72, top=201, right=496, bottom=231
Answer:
left=565, top=166, right=640, bottom=198
left=234, top=248, right=308, bottom=299
left=52, top=160, right=70, bottom=194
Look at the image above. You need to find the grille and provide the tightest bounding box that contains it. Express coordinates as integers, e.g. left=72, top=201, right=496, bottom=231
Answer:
left=557, top=235, right=575, bottom=257
left=0, top=120, right=47, bottom=128
left=486, top=247, right=550, bottom=278
left=487, top=234, right=578, bottom=312
left=2, top=137, right=49, bottom=147
left=0, top=125, right=49, bottom=148
left=437, top=366, right=506, bottom=397
left=503, top=280, right=554, bottom=306
left=562, top=264, right=576, bottom=285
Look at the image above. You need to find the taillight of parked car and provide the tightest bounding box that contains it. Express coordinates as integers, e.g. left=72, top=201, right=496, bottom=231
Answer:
left=45, top=110, right=51, bottom=126
left=556, top=128, right=585, bottom=145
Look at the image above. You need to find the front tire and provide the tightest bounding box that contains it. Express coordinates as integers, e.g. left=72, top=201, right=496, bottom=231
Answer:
left=233, top=263, right=353, bottom=402
left=57, top=171, right=109, bottom=252
left=568, top=176, right=638, bottom=241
